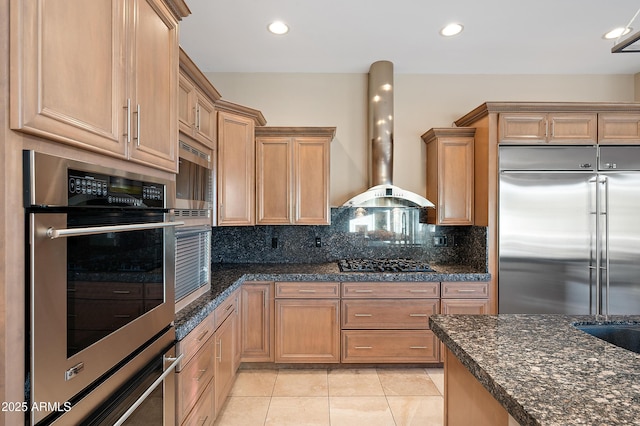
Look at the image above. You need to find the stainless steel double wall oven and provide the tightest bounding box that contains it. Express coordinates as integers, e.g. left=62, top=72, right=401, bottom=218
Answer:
left=24, top=151, right=183, bottom=425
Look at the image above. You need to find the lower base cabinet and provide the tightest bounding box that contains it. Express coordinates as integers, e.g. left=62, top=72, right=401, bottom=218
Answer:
left=274, top=282, right=341, bottom=363
left=176, top=288, right=240, bottom=425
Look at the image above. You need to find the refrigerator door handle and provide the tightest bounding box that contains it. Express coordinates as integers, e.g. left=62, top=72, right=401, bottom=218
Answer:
left=593, top=175, right=601, bottom=318
left=602, top=175, right=610, bottom=318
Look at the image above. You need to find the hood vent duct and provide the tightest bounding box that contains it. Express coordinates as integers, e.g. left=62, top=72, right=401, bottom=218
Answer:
left=343, top=61, right=434, bottom=208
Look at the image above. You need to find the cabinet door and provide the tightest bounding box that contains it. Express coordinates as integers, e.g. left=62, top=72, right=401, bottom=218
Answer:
left=178, top=72, right=196, bottom=136
left=547, top=113, right=597, bottom=144
left=275, top=299, right=340, bottom=363
left=256, top=137, right=292, bottom=224
left=128, top=0, right=179, bottom=172
left=293, top=138, right=331, bottom=224
left=498, top=113, right=547, bottom=144
left=214, top=314, right=236, bottom=414
left=241, top=283, right=274, bottom=362
left=194, top=91, right=217, bottom=148
left=598, top=113, right=640, bottom=144
left=10, top=0, right=127, bottom=156
left=217, top=111, right=255, bottom=225
left=432, top=137, right=474, bottom=225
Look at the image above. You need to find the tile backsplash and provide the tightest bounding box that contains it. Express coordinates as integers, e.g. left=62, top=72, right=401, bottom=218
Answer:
left=211, top=207, right=487, bottom=271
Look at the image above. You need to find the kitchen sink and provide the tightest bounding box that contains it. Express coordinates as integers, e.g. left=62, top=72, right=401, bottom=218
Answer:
left=574, top=323, right=640, bottom=354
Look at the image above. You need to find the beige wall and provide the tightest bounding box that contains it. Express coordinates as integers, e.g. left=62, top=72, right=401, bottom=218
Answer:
left=206, top=72, right=636, bottom=206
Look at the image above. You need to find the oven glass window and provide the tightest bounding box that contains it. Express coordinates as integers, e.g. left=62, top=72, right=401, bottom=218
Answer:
left=66, top=210, right=165, bottom=357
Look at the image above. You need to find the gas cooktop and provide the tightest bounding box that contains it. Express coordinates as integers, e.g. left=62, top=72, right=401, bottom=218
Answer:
left=337, top=258, right=434, bottom=273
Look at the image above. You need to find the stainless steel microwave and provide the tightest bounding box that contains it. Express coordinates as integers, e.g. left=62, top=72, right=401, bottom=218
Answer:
left=176, top=140, right=214, bottom=225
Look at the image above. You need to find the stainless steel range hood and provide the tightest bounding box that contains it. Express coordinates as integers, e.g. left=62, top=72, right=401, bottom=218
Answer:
left=343, top=61, right=434, bottom=208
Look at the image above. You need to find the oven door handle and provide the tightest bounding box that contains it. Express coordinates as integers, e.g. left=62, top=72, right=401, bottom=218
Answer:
left=46, top=221, right=185, bottom=239
left=112, top=353, right=184, bottom=426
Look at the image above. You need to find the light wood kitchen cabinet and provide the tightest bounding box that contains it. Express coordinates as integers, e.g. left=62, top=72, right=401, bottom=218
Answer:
left=255, top=127, right=335, bottom=225
left=241, top=282, right=274, bottom=362
left=10, top=0, right=185, bottom=172
left=216, top=100, right=266, bottom=226
left=340, top=282, right=440, bottom=363
left=422, top=128, right=475, bottom=225
left=440, top=282, right=490, bottom=315
left=214, top=311, right=236, bottom=414
left=176, top=313, right=216, bottom=425
left=498, top=112, right=597, bottom=144
left=275, top=282, right=341, bottom=363
left=598, top=113, right=640, bottom=144
left=177, top=288, right=240, bottom=424
left=178, top=48, right=221, bottom=149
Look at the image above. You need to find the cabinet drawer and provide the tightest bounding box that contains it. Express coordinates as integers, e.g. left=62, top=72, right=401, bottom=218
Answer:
left=341, top=330, right=439, bottom=363
left=177, top=312, right=216, bottom=370
left=441, top=299, right=491, bottom=315
left=275, top=282, right=340, bottom=298
left=342, top=282, right=439, bottom=298
left=214, top=288, right=239, bottom=327
left=441, top=282, right=489, bottom=299
left=176, top=339, right=215, bottom=423
left=181, top=379, right=214, bottom=426
left=341, top=300, right=437, bottom=329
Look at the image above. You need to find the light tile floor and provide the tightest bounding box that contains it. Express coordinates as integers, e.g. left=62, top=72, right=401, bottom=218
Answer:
left=214, top=368, right=444, bottom=426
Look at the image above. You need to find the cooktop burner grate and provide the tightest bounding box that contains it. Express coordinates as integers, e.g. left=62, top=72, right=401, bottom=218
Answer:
left=338, top=258, right=434, bottom=273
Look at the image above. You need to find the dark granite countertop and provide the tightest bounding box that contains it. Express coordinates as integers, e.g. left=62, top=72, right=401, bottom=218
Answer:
left=174, top=262, right=489, bottom=341
left=429, top=314, right=640, bottom=426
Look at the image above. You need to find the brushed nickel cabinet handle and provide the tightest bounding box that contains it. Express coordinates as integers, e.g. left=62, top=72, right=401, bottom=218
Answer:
left=456, top=289, right=477, bottom=293
left=354, top=346, right=373, bottom=349
left=354, top=313, right=372, bottom=317
left=409, top=289, right=429, bottom=293
left=135, top=104, right=141, bottom=147
left=410, top=346, right=427, bottom=349
left=195, top=368, right=208, bottom=382
left=298, top=289, right=316, bottom=293
left=409, top=313, right=428, bottom=317
left=196, top=329, right=210, bottom=342
left=354, top=289, right=373, bottom=293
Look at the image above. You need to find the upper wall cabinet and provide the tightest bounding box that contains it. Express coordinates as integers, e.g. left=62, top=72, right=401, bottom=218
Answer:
left=498, top=113, right=597, bottom=144
left=10, top=0, right=188, bottom=172
left=422, top=128, right=475, bottom=226
left=255, top=127, right=335, bottom=225
left=216, top=100, right=266, bottom=226
left=178, top=48, right=221, bottom=149
left=597, top=113, right=640, bottom=144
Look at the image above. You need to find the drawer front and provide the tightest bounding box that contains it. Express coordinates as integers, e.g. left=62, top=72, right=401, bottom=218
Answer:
left=181, top=379, right=214, bottom=426
left=441, top=282, right=489, bottom=299
left=214, top=288, right=239, bottom=327
left=176, top=340, right=215, bottom=422
left=341, top=282, right=439, bottom=299
left=276, top=282, right=340, bottom=298
left=441, top=299, right=491, bottom=315
left=341, top=330, right=439, bottom=363
left=177, top=312, right=216, bottom=370
left=341, top=300, right=438, bottom=329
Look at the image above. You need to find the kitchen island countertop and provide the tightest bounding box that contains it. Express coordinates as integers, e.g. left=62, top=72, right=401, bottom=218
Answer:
left=429, top=314, right=640, bottom=426
left=175, top=262, right=489, bottom=341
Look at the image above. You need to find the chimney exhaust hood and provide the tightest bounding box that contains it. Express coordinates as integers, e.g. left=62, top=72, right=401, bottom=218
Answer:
left=342, top=61, right=434, bottom=208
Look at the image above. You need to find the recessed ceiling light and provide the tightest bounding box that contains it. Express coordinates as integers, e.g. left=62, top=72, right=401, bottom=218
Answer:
left=603, top=26, right=632, bottom=40
left=268, top=21, right=289, bottom=35
left=440, top=23, right=464, bottom=37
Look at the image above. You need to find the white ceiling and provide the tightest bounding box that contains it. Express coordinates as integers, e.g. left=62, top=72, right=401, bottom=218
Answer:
left=179, top=0, right=640, bottom=75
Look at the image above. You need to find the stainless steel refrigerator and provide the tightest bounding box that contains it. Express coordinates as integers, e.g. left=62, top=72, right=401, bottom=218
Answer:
left=499, top=145, right=640, bottom=315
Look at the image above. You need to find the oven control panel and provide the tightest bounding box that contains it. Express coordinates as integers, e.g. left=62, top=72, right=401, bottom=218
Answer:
left=68, top=169, right=164, bottom=208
